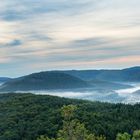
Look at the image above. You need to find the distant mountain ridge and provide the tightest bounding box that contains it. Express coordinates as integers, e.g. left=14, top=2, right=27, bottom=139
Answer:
left=0, top=77, right=11, bottom=83
left=0, top=66, right=139, bottom=92
left=0, top=72, right=89, bottom=92
left=63, top=66, right=140, bottom=82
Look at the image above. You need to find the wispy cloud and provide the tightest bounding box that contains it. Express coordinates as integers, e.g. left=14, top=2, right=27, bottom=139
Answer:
left=0, top=0, right=140, bottom=77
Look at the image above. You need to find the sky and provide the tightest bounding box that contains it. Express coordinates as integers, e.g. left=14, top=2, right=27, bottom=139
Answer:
left=0, top=0, right=140, bottom=77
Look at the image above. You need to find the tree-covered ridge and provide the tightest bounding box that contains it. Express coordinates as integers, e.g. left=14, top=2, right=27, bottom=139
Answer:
left=37, top=105, right=140, bottom=140
left=0, top=77, right=11, bottom=83
left=37, top=105, right=106, bottom=140
left=64, top=66, right=140, bottom=81
left=0, top=72, right=89, bottom=92
left=1, top=66, right=140, bottom=92
left=0, top=93, right=140, bottom=140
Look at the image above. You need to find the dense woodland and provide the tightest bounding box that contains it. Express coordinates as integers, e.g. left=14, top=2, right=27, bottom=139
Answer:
left=0, top=93, right=140, bottom=140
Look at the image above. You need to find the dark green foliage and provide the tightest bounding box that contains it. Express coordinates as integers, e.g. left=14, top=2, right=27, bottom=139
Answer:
left=132, top=130, right=140, bottom=140
left=116, top=130, right=140, bottom=140
left=37, top=105, right=106, bottom=140
left=0, top=93, right=140, bottom=140
left=116, top=132, right=131, bottom=140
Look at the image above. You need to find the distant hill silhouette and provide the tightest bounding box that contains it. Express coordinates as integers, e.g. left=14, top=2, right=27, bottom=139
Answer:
left=0, top=72, right=89, bottom=92
left=0, top=77, right=11, bottom=83
left=89, top=79, right=131, bottom=90
left=63, top=66, right=140, bottom=82
left=0, top=66, right=139, bottom=92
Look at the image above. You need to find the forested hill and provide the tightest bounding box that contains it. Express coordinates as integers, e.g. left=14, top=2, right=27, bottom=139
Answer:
left=0, top=72, right=89, bottom=92
left=0, top=77, right=11, bottom=83
left=63, top=66, right=140, bottom=81
left=0, top=93, right=140, bottom=140
left=1, top=66, right=140, bottom=92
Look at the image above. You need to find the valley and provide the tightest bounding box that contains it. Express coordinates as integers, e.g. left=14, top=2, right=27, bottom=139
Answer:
left=0, top=67, right=140, bottom=104
left=20, top=82, right=140, bottom=104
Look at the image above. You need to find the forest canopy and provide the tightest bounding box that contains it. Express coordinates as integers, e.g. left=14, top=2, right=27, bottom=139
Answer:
left=0, top=93, right=140, bottom=140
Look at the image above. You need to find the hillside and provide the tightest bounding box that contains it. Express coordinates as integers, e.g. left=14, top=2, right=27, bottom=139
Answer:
left=0, top=93, right=140, bottom=140
left=89, top=79, right=131, bottom=90
left=63, top=66, right=140, bottom=82
left=0, top=67, right=138, bottom=92
left=0, top=72, right=89, bottom=92
left=0, top=77, right=11, bottom=83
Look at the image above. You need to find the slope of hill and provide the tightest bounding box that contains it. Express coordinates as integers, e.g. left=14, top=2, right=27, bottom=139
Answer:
left=63, top=66, right=140, bottom=82
left=0, top=72, right=89, bottom=92
left=89, top=79, right=132, bottom=90
left=134, top=89, right=140, bottom=95
left=0, top=67, right=139, bottom=92
left=0, top=93, right=140, bottom=140
left=0, top=77, right=11, bottom=83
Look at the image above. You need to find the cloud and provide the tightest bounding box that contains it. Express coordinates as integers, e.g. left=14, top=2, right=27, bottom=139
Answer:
left=9, top=39, right=22, bottom=46
left=0, top=0, right=140, bottom=77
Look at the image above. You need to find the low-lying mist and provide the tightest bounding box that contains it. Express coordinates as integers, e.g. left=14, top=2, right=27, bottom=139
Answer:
left=1, top=80, right=140, bottom=104
left=11, top=82, right=140, bottom=104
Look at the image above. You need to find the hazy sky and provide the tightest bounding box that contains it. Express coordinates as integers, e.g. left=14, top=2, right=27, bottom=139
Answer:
left=0, top=0, right=140, bottom=77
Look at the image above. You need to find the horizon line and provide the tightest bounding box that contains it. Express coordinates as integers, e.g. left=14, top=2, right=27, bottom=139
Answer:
left=1, top=65, right=140, bottom=78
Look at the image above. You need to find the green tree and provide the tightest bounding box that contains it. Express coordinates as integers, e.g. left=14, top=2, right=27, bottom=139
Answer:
left=116, top=132, right=131, bottom=140
left=58, top=120, right=88, bottom=140
left=86, top=134, right=106, bottom=140
left=61, top=105, right=77, bottom=121
left=132, top=130, right=140, bottom=140
left=58, top=105, right=87, bottom=140
left=37, top=105, right=106, bottom=140
left=37, top=135, right=55, bottom=140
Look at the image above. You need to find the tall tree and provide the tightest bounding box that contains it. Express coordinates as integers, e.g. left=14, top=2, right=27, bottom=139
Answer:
left=37, top=105, right=106, bottom=140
